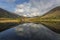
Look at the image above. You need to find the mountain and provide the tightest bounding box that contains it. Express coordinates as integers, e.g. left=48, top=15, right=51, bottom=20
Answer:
left=40, top=6, right=60, bottom=19
left=0, top=8, right=20, bottom=18
left=39, top=6, right=60, bottom=33
left=0, top=8, right=21, bottom=32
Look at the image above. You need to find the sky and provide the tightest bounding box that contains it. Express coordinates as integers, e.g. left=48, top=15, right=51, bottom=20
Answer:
left=0, top=0, right=60, bottom=17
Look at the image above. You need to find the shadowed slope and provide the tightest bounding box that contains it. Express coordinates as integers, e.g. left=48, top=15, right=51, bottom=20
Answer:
left=0, top=8, right=20, bottom=18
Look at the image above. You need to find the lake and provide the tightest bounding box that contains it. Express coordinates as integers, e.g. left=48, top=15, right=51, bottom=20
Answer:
left=0, top=23, right=60, bottom=40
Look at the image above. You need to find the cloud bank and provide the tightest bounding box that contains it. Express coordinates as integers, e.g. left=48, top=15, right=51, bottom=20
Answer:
left=15, top=0, right=60, bottom=17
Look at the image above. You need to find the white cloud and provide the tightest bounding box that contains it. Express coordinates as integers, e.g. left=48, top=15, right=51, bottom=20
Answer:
left=15, top=9, right=24, bottom=13
left=14, top=0, right=60, bottom=17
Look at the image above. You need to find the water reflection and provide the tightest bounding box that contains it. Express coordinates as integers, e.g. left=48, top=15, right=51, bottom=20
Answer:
left=0, top=23, right=60, bottom=40
left=15, top=23, right=60, bottom=40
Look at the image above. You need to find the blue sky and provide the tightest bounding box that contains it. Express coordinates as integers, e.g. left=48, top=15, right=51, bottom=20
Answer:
left=0, top=0, right=29, bottom=12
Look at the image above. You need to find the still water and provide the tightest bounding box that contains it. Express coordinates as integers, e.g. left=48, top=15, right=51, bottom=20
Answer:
left=0, top=23, right=60, bottom=40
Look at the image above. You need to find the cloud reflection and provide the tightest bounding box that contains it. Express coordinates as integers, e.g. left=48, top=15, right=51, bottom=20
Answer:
left=15, top=23, right=60, bottom=40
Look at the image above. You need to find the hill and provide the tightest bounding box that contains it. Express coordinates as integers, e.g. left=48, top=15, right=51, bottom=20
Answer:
left=39, top=6, right=60, bottom=33
left=0, top=8, right=22, bottom=32
left=0, top=8, right=20, bottom=18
